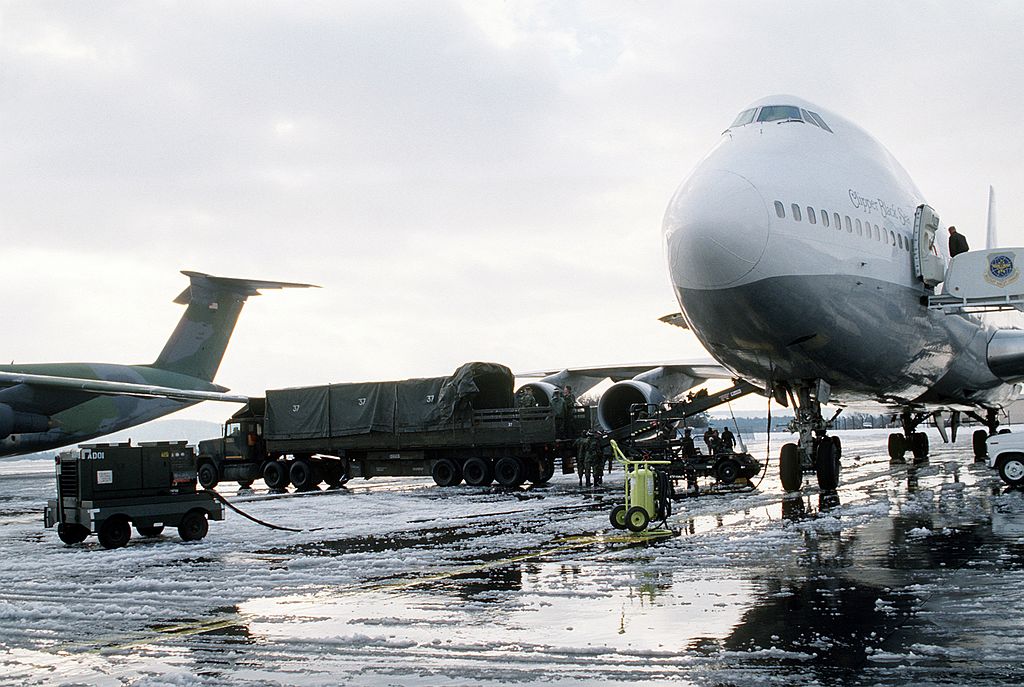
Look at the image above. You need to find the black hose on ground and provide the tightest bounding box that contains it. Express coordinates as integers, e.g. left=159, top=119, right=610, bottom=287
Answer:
left=204, top=489, right=320, bottom=533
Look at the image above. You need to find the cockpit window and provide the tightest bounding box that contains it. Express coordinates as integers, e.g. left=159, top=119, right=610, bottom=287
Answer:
left=730, top=108, right=757, bottom=128
left=757, top=105, right=802, bottom=122
left=806, top=110, right=832, bottom=132
left=800, top=109, right=819, bottom=127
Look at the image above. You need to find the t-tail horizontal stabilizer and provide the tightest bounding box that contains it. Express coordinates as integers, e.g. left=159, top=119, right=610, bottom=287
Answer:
left=155, top=271, right=318, bottom=381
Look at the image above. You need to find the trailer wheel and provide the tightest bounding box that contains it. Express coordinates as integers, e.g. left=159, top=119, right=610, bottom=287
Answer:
left=290, top=459, right=320, bottom=491
left=97, top=516, right=131, bottom=550
left=431, top=458, right=462, bottom=487
left=609, top=505, right=627, bottom=530
left=539, top=458, right=555, bottom=484
left=136, top=525, right=165, bottom=537
left=322, top=461, right=348, bottom=488
left=494, top=457, right=525, bottom=488
left=197, top=461, right=219, bottom=489
left=263, top=460, right=290, bottom=490
left=178, top=510, right=209, bottom=542
left=463, top=457, right=493, bottom=486
left=57, top=523, right=89, bottom=545
left=625, top=506, right=650, bottom=533
left=715, top=458, right=740, bottom=485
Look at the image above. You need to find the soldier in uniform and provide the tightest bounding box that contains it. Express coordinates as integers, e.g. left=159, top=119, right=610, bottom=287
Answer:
left=517, top=387, right=538, bottom=408
left=588, top=432, right=605, bottom=486
left=562, top=385, right=577, bottom=438
left=703, top=426, right=717, bottom=454
left=681, top=427, right=696, bottom=457
left=574, top=430, right=592, bottom=487
left=720, top=426, right=736, bottom=453
left=550, top=387, right=568, bottom=438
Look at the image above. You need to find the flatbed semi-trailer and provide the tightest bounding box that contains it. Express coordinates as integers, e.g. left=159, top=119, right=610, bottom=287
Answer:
left=196, top=363, right=577, bottom=491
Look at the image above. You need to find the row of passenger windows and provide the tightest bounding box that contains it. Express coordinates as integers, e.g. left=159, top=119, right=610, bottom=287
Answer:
left=731, top=105, right=833, bottom=133
left=774, top=200, right=911, bottom=252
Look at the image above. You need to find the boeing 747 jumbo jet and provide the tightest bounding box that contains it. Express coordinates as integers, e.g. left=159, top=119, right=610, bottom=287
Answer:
left=526, top=95, right=1024, bottom=492
left=0, top=271, right=314, bottom=457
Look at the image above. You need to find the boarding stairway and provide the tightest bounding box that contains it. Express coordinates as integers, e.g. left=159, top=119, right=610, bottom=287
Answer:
left=926, top=249, right=1024, bottom=314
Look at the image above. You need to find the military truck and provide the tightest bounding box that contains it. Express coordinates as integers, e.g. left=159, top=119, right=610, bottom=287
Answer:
left=44, top=441, right=224, bottom=549
left=196, top=363, right=575, bottom=491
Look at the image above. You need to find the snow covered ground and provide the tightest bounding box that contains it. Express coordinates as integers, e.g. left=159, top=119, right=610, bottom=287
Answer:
left=2, top=429, right=1024, bottom=685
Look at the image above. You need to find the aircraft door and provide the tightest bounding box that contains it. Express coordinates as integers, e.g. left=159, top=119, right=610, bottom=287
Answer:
left=913, top=204, right=945, bottom=287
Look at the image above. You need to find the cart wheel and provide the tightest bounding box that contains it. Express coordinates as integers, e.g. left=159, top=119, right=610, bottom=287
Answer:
left=609, top=505, right=627, bottom=530
left=197, top=461, right=219, bottom=489
left=625, top=506, right=650, bottom=533
left=463, top=457, right=493, bottom=486
left=178, top=510, right=209, bottom=542
left=97, top=516, right=131, bottom=549
left=57, top=523, right=89, bottom=545
left=136, top=525, right=165, bottom=537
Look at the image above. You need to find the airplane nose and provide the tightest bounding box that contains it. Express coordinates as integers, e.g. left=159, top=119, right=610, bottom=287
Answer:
left=664, top=169, right=770, bottom=289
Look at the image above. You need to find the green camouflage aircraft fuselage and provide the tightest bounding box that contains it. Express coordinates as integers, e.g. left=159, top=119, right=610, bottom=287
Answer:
left=0, top=272, right=314, bottom=458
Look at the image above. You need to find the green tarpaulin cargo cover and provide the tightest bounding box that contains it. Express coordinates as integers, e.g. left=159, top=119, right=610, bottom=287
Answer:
left=265, top=362, right=514, bottom=440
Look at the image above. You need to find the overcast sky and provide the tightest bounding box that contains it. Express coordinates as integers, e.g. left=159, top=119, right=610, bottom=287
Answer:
left=3, top=2, right=1024, bottom=422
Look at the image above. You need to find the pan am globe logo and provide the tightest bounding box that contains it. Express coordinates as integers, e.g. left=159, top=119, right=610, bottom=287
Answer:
left=985, top=252, right=1019, bottom=288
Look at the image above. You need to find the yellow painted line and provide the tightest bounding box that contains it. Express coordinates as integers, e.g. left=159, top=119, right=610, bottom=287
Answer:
left=63, top=527, right=675, bottom=655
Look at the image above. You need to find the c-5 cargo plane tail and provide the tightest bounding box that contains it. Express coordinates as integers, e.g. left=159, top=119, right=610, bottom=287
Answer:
left=0, top=271, right=316, bottom=457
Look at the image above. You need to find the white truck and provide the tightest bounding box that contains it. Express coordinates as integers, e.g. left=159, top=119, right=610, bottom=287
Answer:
left=986, top=432, right=1024, bottom=487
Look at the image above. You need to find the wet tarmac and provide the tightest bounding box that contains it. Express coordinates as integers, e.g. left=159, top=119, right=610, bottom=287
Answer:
left=1, top=428, right=1023, bottom=685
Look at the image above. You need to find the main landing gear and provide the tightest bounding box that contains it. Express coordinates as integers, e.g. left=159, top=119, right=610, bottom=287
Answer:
left=963, top=407, right=1007, bottom=462
left=777, top=382, right=842, bottom=493
left=887, top=409, right=930, bottom=464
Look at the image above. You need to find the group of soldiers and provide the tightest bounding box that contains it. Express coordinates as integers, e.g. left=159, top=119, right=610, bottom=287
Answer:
left=701, top=425, right=736, bottom=455
left=516, top=384, right=609, bottom=489
left=516, top=384, right=577, bottom=438
left=574, top=429, right=607, bottom=488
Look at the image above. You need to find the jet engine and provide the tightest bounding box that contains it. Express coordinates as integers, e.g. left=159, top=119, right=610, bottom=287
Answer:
left=597, top=380, right=666, bottom=430
left=0, top=403, right=50, bottom=440
left=988, top=330, right=1024, bottom=383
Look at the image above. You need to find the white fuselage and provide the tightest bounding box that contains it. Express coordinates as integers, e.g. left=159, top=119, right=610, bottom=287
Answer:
left=664, top=95, right=1015, bottom=408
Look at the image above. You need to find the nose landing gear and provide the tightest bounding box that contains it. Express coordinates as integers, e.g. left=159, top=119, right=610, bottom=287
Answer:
left=777, top=382, right=842, bottom=493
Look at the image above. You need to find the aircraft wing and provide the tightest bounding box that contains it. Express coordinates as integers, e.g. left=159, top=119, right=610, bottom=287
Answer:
left=0, top=371, right=249, bottom=404
left=518, top=359, right=734, bottom=383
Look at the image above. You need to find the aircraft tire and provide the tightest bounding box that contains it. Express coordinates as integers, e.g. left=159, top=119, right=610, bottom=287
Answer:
left=197, top=461, right=219, bottom=489
left=136, top=525, right=164, bottom=537
left=815, top=441, right=840, bottom=492
left=998, top=454, right=1024, bottom=487
left=715, top=458, right=740, bottom=485
left=973, top=429, right=988, bottom=460
left=831, top=435, right=842, bottom=459
left=431, top=458, right=462, bottom=487
left=98, top=516, right=131, bottom=550
left=494, top=457, right=525, bottom=488
left=262, top=461, right=290, bottom=491
left=888, top=433, right=906, bottom=462
left=57, top=523, right=89, bottom=545
left=625, top=506, right=650, bottom=533
left=178, top=510, right=209, bottom=542
left=610, top=504, right=627, bottom=530
left=463, top=457, right=493, bottom=486
left=780, top=443, right=801, bottom=492
left=911, top=432, right=929, bottom=462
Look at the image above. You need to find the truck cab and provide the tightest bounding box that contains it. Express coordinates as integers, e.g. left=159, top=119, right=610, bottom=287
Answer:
left=196, top=400, right=267, bottom=488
